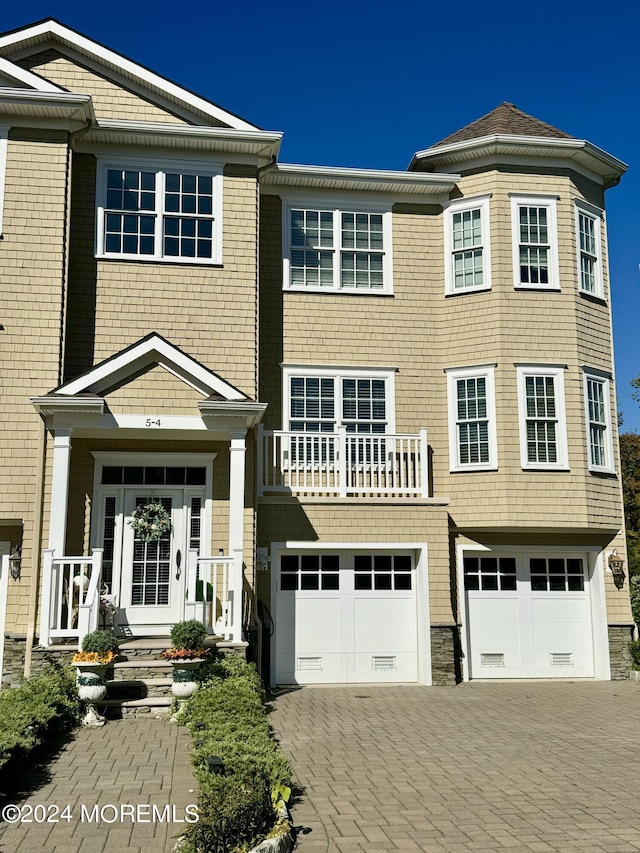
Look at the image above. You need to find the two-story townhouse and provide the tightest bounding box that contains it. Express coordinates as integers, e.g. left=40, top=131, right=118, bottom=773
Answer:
left=0, top=20, right=633, bottom=690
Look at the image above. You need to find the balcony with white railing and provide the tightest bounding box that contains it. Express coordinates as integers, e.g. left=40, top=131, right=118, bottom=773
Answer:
left=258, top=426, right=429, bottom=498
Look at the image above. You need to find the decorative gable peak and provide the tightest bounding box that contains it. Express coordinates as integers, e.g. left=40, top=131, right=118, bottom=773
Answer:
left=51, top=333, right=249, bottom=401
left=431, top=102, right=573, bottom=149
left=0, top=18, right=259, bottom=131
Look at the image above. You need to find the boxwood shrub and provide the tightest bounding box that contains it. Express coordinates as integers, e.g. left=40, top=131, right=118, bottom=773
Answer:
left=179, top=656, right=292, bottom=853
left=629, top=639, right=640, bottom=670
left=0, top=661, right=80, bottom=776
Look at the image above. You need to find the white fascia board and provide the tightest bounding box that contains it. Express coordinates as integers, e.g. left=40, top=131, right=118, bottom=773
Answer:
left=54, top=335, right=247, bottom=401
left=0, top=20, right=259, bottom=132
left=0, top=55, right=64, bottom=91
left=0, top=88, right=95, bottom=121
left=31, top=396, right=105, bottom=415
left=85, top=120, right=282, bottom=158
left=262, top=163, right=460, bottom=194
left=410, top=135, right=627, bottom=182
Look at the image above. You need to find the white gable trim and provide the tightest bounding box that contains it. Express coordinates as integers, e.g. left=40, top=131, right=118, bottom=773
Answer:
left=0, top=20, right=259, bottom=131
left=0, top=55, right=64, bottom=91
left=55, top=335, right=247, bottom=401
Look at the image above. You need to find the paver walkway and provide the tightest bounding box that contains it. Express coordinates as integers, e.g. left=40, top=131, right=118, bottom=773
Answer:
left=0, top=718, right=196, bottom=853
left=270, top=681, right=640, bottom=853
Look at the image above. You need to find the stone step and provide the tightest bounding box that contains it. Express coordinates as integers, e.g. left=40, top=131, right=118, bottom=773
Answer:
left=99, top=696, right=173, bottom=719
left=112, top=660, right=173, bottom=680
left=106, top=678, right=174, bottom=700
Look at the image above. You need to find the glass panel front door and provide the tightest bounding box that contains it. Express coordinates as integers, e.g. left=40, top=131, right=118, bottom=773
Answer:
left=119, top=489, right=185, bottom=629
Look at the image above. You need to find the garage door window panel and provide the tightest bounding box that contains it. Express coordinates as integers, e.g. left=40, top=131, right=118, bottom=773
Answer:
left=530, top=557, right=584, bottom=592
left=354, top=554, right=412, bottom=590
left=463, top=556, right=516, bottom=591
left=280, top=554, right=340, bottom=591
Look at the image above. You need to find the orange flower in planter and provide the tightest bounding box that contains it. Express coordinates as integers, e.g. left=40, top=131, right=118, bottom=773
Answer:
left=161, top=647, right=209, bottom=661
left=72, top=650, right=117, bottom=665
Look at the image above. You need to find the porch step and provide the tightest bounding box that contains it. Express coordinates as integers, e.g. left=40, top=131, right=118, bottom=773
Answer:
left=106, top=678, right=174, bottom=700
left=99, top=696, right=173, bottom=719
left=112, top=660, right=173, bottom=680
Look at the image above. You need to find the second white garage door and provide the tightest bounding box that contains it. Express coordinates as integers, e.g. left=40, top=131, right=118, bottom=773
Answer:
left=463, top=551, right=595, bottom=679
left=274, top=551, right=418, bottom=685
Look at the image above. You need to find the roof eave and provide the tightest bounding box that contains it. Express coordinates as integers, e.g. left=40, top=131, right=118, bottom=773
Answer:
left=409, top=135, right=627, bottom=187
left=77, top=119, right=282, bottom=160
left=0, top=88, right=95, bottom=126
left=262, top=163, right=460, bottom=195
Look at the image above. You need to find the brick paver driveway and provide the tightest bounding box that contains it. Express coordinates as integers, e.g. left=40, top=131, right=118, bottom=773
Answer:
left=270, top=682, right=640, bottom=853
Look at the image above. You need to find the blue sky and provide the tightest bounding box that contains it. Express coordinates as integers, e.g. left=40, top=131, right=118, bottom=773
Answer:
left=3, top=0, right=640, bottom=428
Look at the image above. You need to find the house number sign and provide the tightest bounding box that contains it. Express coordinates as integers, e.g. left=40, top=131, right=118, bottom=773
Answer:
left=145, top=418, right=162, bottom=427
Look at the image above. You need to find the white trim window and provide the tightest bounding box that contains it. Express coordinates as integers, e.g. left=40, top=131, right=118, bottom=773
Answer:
left=444, top=196, right=491, bottom=294
left=575, top=201, right=603, bottom=297
left=446, top=365, right=497, bottom=471
left=96, top=158, right=223, bottom=264
left=283, top=201, right=392, bottom=293
left=516, top=365, right=568, bottom=469
left=284, top=367, right=394, bottom=434
left=0, top=125, right=8, bottom=238
left=583, top=370, right=615, bottom=473
left=510, top=195, right=559, bottom=289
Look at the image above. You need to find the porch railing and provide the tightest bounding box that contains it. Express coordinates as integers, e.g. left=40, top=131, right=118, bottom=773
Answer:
left=39, top=549, right=104, bottom=648
left=184, top=548, right=243, bottom=643
left=258, top=426, right=429, bottom=498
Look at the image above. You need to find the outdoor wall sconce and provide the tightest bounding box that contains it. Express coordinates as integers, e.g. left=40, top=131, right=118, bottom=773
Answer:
left=608, top=550, right=626, bottom=590
left=9, top=546, right=22, bottom=581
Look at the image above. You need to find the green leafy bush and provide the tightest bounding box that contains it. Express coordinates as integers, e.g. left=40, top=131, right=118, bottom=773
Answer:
left=629, top=639, right=640, bottom=670
left=170, top=619, right=207, bottom=651
left=180, top=657, right=292, bottom=853
left=0, top=662, right=80, bottom=775
left=81, top=629, right=120, bottom=656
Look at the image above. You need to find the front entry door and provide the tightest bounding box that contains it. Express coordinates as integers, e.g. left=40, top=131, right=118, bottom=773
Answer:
left=119, top=490, right=186, bottom=630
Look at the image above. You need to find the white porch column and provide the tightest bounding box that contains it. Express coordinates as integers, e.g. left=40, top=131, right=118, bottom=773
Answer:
left=228, top=429, right=247, bottom=642
left=47, top=426, right=72, bottom=555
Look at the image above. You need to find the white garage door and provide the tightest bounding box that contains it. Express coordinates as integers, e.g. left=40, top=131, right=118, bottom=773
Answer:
left=464, top=551, right=594, bottom=679
left=275, top=552, right=418, bottom=685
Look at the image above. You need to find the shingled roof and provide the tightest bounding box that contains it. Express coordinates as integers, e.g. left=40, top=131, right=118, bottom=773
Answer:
left=431, top=102, right=574, bottom=148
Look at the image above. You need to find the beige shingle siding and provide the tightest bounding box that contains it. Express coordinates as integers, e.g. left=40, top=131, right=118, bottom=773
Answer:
left=16, top=50, right=189, bottom=124
left=105, top=366, right=205, bottom=416
left=257, top=503, right=453, bottom=622
left=65, top=164, right=259, bottom=399
left=0, top=133, right=69, bottom=631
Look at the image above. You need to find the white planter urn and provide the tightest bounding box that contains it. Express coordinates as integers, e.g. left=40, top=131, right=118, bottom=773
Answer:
left=170, top=658, right=203, bottom=700
left=72, top=662, right=108, bottom=727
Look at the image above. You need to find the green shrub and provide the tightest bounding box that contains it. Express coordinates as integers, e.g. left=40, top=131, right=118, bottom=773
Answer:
left=170, top=619, right=207, bottom=651
left=81, top=629, right=120, bottom=655
left=181, top=657, right=292, bottom=853
left=0, top=662, right=80, bottom=774
left=629, top=639, right=640, bottom=670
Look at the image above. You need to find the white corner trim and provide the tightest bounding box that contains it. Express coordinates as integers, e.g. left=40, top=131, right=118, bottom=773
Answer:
left=0, top=125, right=7, bottom=238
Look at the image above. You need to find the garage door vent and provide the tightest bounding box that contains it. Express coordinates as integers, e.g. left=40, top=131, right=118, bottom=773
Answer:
left=551, top=652, right=573, bottom=666
left=372, top=656, right=396, bottom=671
left=297, top=657, right=323, bottom=671
left=481, top=653, right=505, bottom=667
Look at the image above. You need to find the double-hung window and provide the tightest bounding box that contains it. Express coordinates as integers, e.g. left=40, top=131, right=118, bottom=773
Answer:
left=283, top=367, right=394, bottom=463
left=516, top=365, right=568, bottom=469
left=575, top=201, right=603, bottom=297
left=510, top=195, right=559, bottom=289
left=284, top=201, right=392, bottom=293
left=583, top=369, right=615, bottom=473
left=444, top=196, right=491, bottom=294
left=0, top=125, right=8, bottom=238
left=446, top=365, right=497, bottom=471
left=96, top=159, right=222, bottom=264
